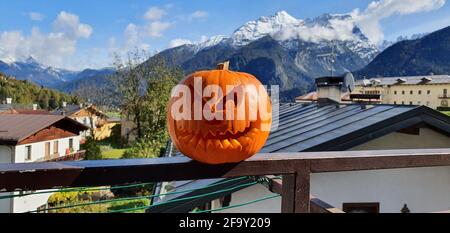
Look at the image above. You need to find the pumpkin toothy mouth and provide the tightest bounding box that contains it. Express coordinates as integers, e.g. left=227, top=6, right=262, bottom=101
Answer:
left=175, top=122, right=260, bottom=151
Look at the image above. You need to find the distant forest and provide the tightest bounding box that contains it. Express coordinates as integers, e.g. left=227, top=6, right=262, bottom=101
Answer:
left=0, top=72, right=81, bottom=110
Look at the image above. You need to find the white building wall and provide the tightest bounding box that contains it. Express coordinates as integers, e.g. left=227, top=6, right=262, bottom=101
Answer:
left=0, top=136, right=81, bottom=213
left=74, top=116, right=97, bottom=138
left=14, top=135, right=81, bottom=163
left=219, top=166, right=450, bottom=213
left=310, top=166, right=450, bottom=213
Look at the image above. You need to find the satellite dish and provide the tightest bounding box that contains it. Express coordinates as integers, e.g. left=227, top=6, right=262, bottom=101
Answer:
left=343, top=72, right=355, bottom=92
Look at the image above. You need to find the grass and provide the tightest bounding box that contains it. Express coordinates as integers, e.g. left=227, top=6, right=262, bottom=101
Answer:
left=442, top=111, right=450, bottom=117
left=101, top=149, right=126, bottom=159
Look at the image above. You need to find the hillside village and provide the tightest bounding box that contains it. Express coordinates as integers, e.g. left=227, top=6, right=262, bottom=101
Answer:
left=1, top=4, right=450, bottom=215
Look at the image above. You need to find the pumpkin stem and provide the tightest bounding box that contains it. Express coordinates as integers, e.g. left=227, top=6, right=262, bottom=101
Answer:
left=217, top=61, right=230, bottom=70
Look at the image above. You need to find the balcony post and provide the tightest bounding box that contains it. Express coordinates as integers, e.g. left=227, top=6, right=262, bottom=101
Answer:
left=281, top=162, right=311, bottom=213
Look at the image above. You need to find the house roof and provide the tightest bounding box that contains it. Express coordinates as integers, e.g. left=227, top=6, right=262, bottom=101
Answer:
left=148, top=102, right=450, bottom=213
left=52, top=104, right=107, bottom=118
left=295, top=92, right=351, bottom=102
left=356, top=75, right=450, bottom=86
left=0, top=114, right=88, bottom=145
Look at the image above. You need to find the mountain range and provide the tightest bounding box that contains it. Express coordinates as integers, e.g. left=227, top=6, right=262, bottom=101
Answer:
left=2, top=11, right=449, bottom=102
left=147, top=11, right=379, bottom=99
left=0, top=56, right=115, bottom=90
left=356, top=26, right=450, bottom=78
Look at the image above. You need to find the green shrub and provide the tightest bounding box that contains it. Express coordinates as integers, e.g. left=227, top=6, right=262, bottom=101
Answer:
left=107, top=198, right=150, bottom=213
left=47, top=192, right=79, bottom=206
left=122, top=139, right=163, bottom=159
left=83, top=136, right=102, bottom=160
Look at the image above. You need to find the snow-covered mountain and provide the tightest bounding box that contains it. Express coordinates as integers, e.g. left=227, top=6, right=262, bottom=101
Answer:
left=174, top=11, right=378, bottom=61
left=0, top=56, right=114, bottom=88
left=149, top=11, right=380, bottom=100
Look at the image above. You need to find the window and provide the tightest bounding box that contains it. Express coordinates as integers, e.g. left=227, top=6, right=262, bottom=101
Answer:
left=394, top=91, right=397, bottom=95
left=418, top=90, right=422, bottom=95
left=69, top=138, right=74, bottom=150
left=410, top=90, right=413, bottom=95
left=409, top=101, right=413, bottom=105
left=393, top=101, right=397, bottom=105
left=25, top=146, right=32, bottom=161
left=343, top=203, right=380, bottom=213
left=53, top=141, right=59, bottom=157
left=426, top=101, right=430, bottom=106
left=45, top=142, right=50, bottom=160
left=402, top=90, right=405, bottom=95
left=444, top=89, right=448, bottom=96
left=427, top=90, right=431, bottom=94
left=402, top=101, right=405, bottom=105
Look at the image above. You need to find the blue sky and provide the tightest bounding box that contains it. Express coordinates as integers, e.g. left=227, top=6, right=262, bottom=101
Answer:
left=0, top=0, right=449, bottom=70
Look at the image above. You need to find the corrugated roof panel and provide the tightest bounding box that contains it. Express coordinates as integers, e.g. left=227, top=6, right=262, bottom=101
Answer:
left=276, top=106, right=414, bottom=152
left=265, top=106, right=363, bottom=148
left=266, top=105, right=397, bottom=152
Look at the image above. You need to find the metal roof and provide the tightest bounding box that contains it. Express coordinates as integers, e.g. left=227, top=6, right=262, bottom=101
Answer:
left=356, top=75, right=450, bottom=86
left=148, top=102, right=450, bottom=212
left=0, top=114, right=88, bottom=145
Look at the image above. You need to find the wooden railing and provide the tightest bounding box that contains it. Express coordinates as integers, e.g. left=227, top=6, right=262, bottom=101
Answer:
left=48, top=150, right=85, bottom=162
left=1, top=148, right=450, bottom=213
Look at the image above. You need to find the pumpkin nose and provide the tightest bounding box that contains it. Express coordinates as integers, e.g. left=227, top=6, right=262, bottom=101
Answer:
left=211, top=104, right=216, bottom=113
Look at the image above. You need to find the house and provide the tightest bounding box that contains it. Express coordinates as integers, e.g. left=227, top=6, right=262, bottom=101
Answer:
left=0, top=114, right=88, bottom=213
left=53, top=102, right=108, bottom=139
left=0, top=102, right=51, bottom=115
left=95, top=116, right=120, bottom=141
left=354, top=75, right=450, bottom=109
left=120, top=114, right=137, bottom=144
left=150, top=76, right=450, bottom=213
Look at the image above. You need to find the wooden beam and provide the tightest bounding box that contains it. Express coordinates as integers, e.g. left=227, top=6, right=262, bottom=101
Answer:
left=310, top=196, right=345, bottom=213
left=281, top=174, right=295, bottom=213
left=294, top=167, right=310, bottom=213
left=2, top=149, right=450, bottom=191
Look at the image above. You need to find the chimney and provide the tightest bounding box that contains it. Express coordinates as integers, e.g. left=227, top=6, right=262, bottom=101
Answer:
left=5, top=98, right=12, bottom=105
left=62, top=101, right=67, bottom=108
left=315, top=76, right=344, bottom=104
left=32, top=104, right=38, bottom=110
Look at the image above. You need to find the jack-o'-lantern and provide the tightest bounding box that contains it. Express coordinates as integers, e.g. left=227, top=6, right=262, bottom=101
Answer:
left=167, top=61, right=272, bottom=164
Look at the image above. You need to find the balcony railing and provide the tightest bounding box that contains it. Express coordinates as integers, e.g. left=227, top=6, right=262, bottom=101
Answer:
left=48, top=150, right=85, bottom=162
left=1, top=148, right=450, bottom=213
left=438, top=94, right=450, bottom=99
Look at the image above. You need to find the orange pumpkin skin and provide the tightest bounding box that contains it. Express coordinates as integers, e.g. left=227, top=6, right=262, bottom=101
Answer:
left=167, top=65, right=272, bottom=164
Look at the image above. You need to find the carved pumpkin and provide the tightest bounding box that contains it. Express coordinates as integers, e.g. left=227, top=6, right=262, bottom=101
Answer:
left=167, top=62, right=272, bottom=164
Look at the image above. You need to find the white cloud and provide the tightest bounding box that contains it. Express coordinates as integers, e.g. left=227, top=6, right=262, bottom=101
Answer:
left=354, top=0, right=446, bottom=43
left=108, top=23, right=151, bottom=58
left=53, top=11, right=93, bottom=39
left=276, top=0, right=446, bottom=44
left=0, top=11, right=93, bottom=70
left=144, top=7, right=166, bottom=21
left=276, top=16, right=358, bottom=43
left=110, top=5, right=173, bottom=57
left=169, top=38, right=193, bottom=48
left=28, top=12, right=45, bottom=21
left=189, top=11, right=208, bottom=20
left=145, top=21, right=171, bottom=37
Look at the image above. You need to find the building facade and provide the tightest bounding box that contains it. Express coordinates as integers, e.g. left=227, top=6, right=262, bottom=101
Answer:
left=354, top=75, right=450, bottom=109
left=0, top=115, right=87, bottom=213
left=53, top=103, right=108, bottom=139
